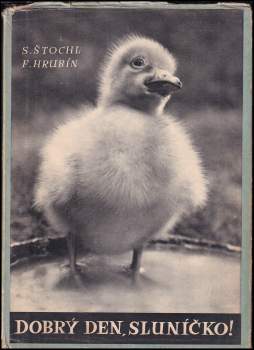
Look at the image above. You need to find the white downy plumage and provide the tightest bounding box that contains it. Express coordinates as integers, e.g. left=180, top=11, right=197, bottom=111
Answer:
left=35, top=35, right=208, bottom=275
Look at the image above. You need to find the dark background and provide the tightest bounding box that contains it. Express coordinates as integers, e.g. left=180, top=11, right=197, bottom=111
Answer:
left=11, top=8, right=243, bottom=246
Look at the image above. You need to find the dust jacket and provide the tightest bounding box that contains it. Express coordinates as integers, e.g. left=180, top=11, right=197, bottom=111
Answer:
left=2, top=2, right=252, bottom=348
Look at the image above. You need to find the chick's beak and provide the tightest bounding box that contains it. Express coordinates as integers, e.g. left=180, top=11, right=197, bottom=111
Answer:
left=145, top=68, right=183, bottom=97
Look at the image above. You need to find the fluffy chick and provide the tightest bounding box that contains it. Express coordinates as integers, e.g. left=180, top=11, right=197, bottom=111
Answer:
left=35, top=35, right=207, bottom=279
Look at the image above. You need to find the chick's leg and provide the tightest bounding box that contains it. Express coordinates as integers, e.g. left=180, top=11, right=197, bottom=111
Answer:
left=65, top=231, right=85, bottom=288
left=130, top=246, right=143, bottom=281
left=67, top=231, right=78, bottom=273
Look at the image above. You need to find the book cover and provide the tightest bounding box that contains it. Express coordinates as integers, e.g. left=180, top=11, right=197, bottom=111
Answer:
left=2, top=2, right=252, bottom=348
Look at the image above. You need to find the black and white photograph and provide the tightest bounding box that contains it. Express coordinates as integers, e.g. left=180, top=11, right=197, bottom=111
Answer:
left=2, top=2, right=252, bottom=347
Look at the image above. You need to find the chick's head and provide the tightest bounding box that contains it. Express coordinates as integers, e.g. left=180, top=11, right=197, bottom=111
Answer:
left=98, top=35, right=182, bottom=115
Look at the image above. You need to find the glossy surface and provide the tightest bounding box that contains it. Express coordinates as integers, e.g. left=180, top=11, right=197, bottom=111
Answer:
left=11, top=249, right=240, bottom=313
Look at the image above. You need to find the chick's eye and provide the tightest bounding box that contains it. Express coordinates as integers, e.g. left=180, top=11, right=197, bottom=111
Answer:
left=130, top=56, right=146, bottom=69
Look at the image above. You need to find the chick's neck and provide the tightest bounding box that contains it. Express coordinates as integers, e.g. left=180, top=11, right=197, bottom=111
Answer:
left=100, top=93, right=170, bottom=117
